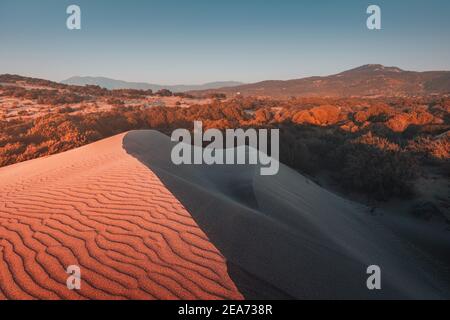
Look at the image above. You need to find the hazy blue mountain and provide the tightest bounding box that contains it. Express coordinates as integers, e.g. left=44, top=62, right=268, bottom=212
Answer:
left=61, top=76, right=243, bottom=93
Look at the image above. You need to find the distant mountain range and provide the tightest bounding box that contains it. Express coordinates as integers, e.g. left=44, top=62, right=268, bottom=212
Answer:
left=191, top=64, right=450, bottom=97
left=61, top=76, right=244, bottom=93
left=6, top=64, right=450, bottom=98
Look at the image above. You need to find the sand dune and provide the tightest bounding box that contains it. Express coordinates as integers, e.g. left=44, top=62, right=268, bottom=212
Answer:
left=0, top=133, right=243, bottom=300
left=124, top=130, right=450, bottom=300
left=1, top=130, right=450, bottom=300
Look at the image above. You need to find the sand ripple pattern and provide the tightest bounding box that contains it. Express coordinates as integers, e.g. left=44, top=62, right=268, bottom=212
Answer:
left=0, top=133, right=242, bottom=300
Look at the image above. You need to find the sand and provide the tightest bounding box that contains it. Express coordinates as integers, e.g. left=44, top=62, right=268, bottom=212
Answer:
left=1, top=130, right=449, bottom=300
left=123, top=130, right=450, bottom=300
left=0, top=133, right=243, bottom=300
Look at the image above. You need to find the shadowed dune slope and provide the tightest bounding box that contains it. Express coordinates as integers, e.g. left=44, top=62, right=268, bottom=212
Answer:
left=0, top=133, right=243, bottom=300
left=124, top=130, right=450, bottom=300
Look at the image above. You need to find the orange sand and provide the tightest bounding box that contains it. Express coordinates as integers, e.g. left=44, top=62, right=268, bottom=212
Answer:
left=0, top=133, right=243, bottom=300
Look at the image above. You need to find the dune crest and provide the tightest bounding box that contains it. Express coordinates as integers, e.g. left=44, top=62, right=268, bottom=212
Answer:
left=0, top=133, right=243, bottom=300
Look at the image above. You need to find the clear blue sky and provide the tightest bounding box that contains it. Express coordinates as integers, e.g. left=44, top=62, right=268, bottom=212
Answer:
left=1, top=0, right=449, bottom=84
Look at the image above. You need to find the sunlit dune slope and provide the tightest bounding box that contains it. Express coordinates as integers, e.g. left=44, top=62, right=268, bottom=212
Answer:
left=0, top=133, right=243, bottom=300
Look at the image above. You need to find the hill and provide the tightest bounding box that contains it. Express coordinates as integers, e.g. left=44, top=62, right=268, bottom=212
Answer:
left=191, top=64, right=450, bottom=97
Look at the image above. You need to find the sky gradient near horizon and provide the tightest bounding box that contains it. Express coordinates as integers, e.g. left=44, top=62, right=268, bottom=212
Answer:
left=1, top=0, right=450, bottom=84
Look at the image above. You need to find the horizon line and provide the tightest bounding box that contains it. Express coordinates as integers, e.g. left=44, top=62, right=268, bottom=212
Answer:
left=3, top=63, right=450, bottom=86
